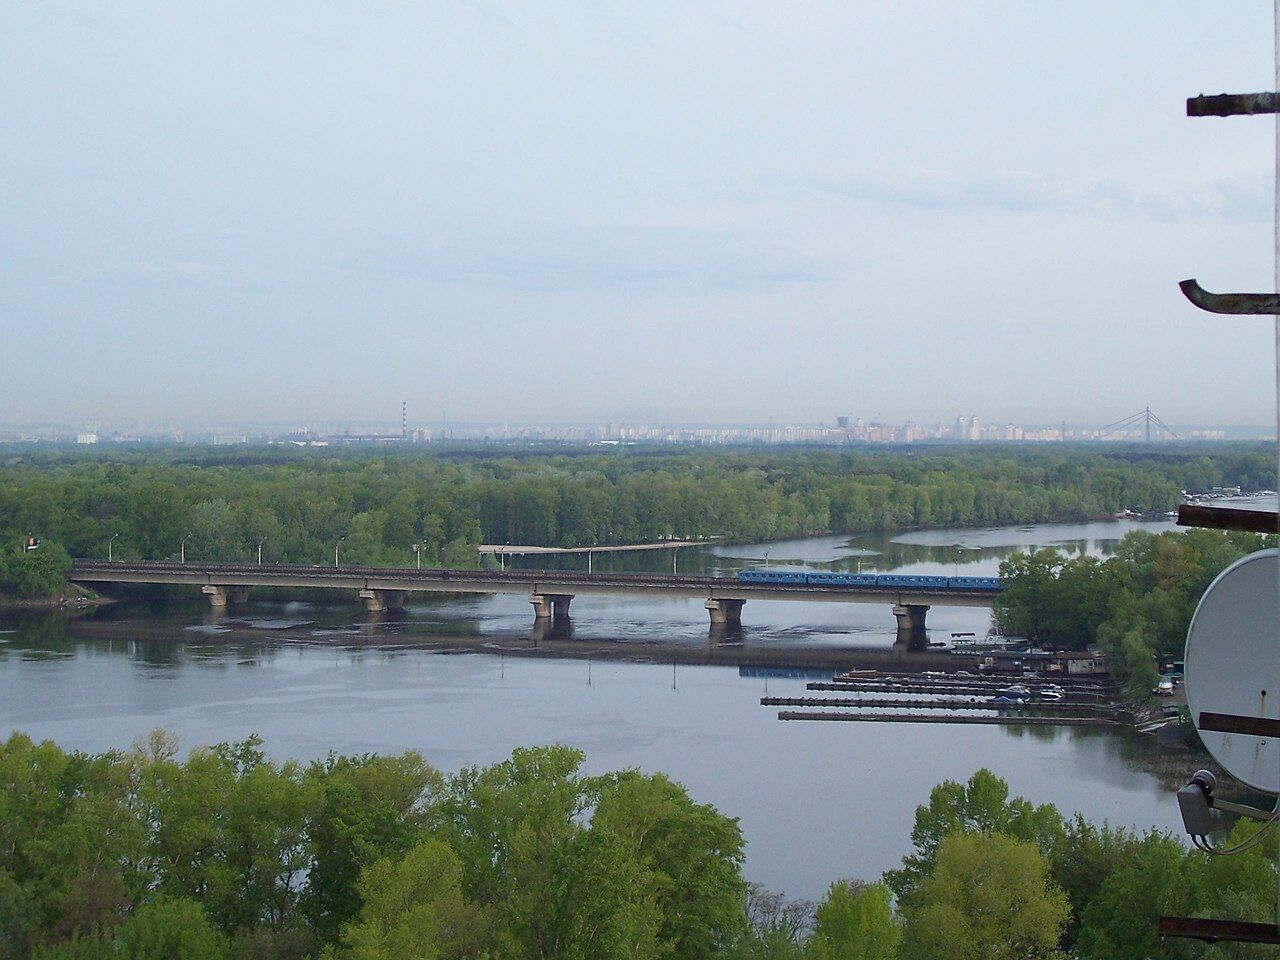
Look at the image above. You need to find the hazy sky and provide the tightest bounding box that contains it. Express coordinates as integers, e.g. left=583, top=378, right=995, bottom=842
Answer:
left=2, top=2, right=1277, bottom=428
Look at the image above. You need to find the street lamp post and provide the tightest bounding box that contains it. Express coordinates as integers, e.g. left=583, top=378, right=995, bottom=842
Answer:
left=258, top=537, right=267, bottom=566
left=335, top=536, right=345, bottom=568
left=413, top=543, right=422, bottom=569
left=108, top=533, right=120, bottom=562
left=180, top=534, right=192, bottom=564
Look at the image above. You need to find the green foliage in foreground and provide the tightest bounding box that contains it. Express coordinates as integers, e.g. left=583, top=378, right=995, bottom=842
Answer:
left=886, top=770, right=1278, bottom=960
left=995, top=528, right=1270, bottom=693
left=899, top=832, right=1069, bottom=960
left=1, top=734, right=1274, bottom=960
left=0, top=732, right=747, bottom=960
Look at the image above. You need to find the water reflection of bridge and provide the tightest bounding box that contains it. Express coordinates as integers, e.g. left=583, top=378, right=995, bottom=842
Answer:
left=69, top=560, right=1000, bottom=650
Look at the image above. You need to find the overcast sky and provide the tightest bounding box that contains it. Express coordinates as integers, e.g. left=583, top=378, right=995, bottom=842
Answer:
left=2, top=2, right=1277, bottom=429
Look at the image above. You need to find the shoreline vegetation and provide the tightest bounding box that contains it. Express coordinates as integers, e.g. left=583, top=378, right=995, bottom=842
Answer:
left=1, top=443, right=1270, bottom=572
left=0, top=733, right=1272, bottom=960
left=0, top=442, right=1272, bottom=599
left=995, top=527, right=1273, bottom=698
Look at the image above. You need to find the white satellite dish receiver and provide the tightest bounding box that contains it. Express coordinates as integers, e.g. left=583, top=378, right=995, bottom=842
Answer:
left=1184, top=548, right=1280, bottom=794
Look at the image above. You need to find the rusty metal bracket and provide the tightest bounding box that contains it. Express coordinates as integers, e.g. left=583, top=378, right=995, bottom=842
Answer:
left=1180, top=279, right=1280, bottom=314
left=1160, top=916, right=1280, bottom=943
left=1199, top=712, right=1280, bottom=739
left=1188, top=92, right=1280, bottom=117
left=1177, top=503, right=1278, bottom=534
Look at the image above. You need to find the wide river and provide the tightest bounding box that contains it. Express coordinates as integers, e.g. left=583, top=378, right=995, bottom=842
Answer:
left=0, top=513, right=1207, bottom=900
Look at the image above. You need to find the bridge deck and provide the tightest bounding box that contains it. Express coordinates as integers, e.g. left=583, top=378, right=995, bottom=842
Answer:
left=69, top=560, right=999, bottom=607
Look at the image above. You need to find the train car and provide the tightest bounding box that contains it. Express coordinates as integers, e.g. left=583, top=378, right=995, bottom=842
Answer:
left=738, top=569, right=808, bottom=585
left=805, top=572, right=878, bottom=588
left=876, top=573, right=949, bottom=589
left=947, top=576, right=1002, bottom=591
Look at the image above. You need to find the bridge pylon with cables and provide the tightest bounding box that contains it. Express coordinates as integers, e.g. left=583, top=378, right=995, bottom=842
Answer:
left=1096, top=406, right=1181, bottom=441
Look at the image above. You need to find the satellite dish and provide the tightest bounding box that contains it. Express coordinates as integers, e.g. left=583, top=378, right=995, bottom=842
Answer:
left=1184, top=548, right=1280, bottom=794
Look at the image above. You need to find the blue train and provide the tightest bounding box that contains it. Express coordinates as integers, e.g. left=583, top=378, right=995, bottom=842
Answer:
left=736, top=569, right=1001, bottom=591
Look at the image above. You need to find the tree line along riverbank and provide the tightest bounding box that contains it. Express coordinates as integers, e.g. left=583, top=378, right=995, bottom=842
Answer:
left=994, top=526, right=1273, bottom=697
left=0, top=442, right=1272, bottom=598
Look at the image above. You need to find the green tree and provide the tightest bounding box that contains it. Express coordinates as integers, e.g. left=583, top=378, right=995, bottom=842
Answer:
left=436, top=747, right=724, bottom=960
left=328, top=839, right=488, bottom=960
left=1095, top=617, right=1160, bottom=700
left=1048, top=816, right=1148, bottom=948
left=732, top=886, right=813, bottom=960
left=899, top=832, right=1069, bottom=960
left=343, top=510, right=391, bottom=566
left=187, top=499, right=241, bottom=563
left=0, top=868, right=40, bottom=960
left=0, top=541, right=71, bottom=598
left=1073, top=831, right=1189, bottom=960
left=592, top=769, right=747, bottom=958
left=993, top=549, right=1065, bottom=644
left=1181, top=819, right=1279, bottom=960
left=806, top=880, right=899, bottom=960
left=114, top=898, right=229, bottom=960
left=534, top=826, right=664, bottom=960
left=885, top=769, right=1063, bottom=901
left=138, top=737, right=312, bottom=938
left=34, top=899, right=229, bottom=960
left=303, top=752, right=443, bottom=941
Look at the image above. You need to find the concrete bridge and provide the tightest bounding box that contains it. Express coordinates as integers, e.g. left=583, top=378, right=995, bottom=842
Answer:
left=68, top=560, right=1000, bottom=649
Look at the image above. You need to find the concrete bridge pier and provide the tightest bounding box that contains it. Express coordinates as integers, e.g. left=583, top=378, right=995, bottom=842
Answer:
left=529, top=593, right=574, bottom=622
left=359, top=589, right=406, bottom=613
left=529, top=618, right=574, bottom=645
left=202, top=585, right=250, bottom=608
left=892, top=603, right=930, bottom=650
left=705, top=598, right=745, bottom=628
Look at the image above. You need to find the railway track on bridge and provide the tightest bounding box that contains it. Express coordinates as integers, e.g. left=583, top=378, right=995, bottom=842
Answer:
left=69, top=559, right=1002, bottom=597
left=68, top=559, right=1001, bottom=637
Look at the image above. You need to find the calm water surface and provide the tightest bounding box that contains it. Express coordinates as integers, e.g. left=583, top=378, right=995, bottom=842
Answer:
left=0, top=515, right=1193, bottom=900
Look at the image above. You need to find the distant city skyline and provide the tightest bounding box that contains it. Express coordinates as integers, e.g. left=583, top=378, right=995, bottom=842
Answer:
left=3, top=4, right=1276, bottom=426
left=3, top=407, right=1270, bottom=446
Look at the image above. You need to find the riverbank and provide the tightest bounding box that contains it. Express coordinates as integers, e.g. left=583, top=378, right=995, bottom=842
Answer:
left=0, top=588, right=110, bottom=612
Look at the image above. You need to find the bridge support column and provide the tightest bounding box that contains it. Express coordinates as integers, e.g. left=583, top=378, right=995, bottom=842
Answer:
left=892, top=603, right=930, bottom=650
left=705, top=598, right=745, bottom=627
left=202, top=585, right=250, bottom=608
left=529, top=593, right=573, bottom=622
left=360, top=589, right=406, bottom=613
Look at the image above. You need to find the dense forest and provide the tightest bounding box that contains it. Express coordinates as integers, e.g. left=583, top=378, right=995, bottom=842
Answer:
left=994, top=528, right=1270, bottom=694
left=0, top=734, right=1269, bottom=960
left=0, top=443, right=1272, bottom=596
